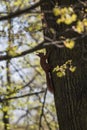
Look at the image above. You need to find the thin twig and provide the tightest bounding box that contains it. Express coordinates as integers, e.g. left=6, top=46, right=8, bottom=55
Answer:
left=39, top=88, right=47, bottom=130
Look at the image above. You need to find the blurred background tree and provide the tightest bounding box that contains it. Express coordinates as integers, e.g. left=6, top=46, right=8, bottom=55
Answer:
left=0, top=0, right=58, bottom=130
left=0, top=0, right=87, bottom=130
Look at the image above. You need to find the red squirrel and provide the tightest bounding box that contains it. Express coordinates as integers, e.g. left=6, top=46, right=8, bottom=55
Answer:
left=37, top=53, right=54, bottom=93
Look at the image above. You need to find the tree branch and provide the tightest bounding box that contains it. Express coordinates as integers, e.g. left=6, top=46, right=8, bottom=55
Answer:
left=0, top=91, right=45, bottom=102
left=0, top=41, right=45, bottom=61
left=0, top=0, right=44, bottom=21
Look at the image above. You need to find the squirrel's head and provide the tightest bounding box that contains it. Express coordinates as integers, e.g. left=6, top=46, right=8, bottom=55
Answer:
left=36, top=53, right=44, bottom=57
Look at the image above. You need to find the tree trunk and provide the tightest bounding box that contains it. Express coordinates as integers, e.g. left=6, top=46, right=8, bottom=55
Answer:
left=2, top=60, right=11, bottom=130
left=3, top=102, right=10, bottom=130
left=40, top=0, right=87, bottom=130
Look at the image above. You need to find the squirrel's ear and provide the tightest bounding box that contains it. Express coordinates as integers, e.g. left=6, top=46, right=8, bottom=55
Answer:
left=36, top=53, right=40, bottom=57
left=36, top=53, right=39, bottom=56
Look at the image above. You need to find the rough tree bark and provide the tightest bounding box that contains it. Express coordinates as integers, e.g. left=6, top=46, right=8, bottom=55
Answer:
left=40, top=0, right=87, bottom=130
